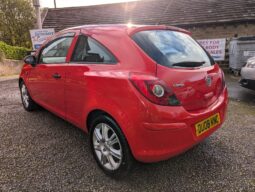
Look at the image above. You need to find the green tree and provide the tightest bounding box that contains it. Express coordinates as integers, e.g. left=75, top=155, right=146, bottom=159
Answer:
left=0, top=0, right=35, bottom=48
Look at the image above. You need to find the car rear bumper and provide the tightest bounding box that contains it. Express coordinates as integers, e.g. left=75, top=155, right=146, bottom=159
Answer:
left=130, top=87, right=228, bottom=163
left=239, top=78, right=255, bottom=91
left=240, top=67, right=255, bottom=90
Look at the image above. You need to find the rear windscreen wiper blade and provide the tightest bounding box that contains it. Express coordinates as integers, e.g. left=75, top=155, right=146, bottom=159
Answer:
left=172, top=61, right=205, bottom=67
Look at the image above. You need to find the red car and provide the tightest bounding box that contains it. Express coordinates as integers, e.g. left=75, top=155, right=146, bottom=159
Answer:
left=20, top=24, right=228, bottom=177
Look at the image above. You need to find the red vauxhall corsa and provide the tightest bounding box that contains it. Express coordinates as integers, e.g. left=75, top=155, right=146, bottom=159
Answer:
left=19, top=24, right=228, bottom=177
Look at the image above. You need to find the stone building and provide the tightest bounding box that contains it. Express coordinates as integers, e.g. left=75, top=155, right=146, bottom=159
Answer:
left=42, top=0, right=255, bottom=69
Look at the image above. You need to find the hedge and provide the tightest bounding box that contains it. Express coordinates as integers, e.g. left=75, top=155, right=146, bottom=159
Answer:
left=0, top=49, right=4, bottom=62
left=0, top=41, right=29, bottom=60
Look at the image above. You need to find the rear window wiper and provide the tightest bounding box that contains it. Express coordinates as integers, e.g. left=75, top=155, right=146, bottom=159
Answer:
left=172, top=61, right=205, bottom=67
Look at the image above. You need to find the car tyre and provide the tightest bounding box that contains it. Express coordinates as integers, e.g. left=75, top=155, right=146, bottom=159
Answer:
left=89, top=115, right=134, bottom=178
left=20, top=81, right=37, bottom=111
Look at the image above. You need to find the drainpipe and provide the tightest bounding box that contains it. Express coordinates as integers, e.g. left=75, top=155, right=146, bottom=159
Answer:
left=33, top=0, right=42, bottom=29
left=54, top=0, right=57, bottom=8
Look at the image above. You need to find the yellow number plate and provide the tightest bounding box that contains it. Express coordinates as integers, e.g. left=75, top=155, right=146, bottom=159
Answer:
left=195, top=113, right=221, bottom=136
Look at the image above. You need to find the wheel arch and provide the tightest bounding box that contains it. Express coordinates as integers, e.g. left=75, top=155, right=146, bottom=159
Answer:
left=18, top=77, right=24, bottom=87
left=86, top=109, right=116, bottom=132
left=86, top=108, right=136, bottom=164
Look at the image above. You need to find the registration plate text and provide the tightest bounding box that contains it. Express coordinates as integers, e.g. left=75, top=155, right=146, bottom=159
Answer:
left=195, top=113, right=221, bottom=136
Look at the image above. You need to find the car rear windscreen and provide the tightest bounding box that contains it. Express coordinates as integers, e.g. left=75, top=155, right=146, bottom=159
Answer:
left=132, top=30, right=213, bottom=68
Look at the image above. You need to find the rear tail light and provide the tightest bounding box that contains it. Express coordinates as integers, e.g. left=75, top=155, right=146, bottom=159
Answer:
left=221, top=69, right=226, bottom=90
left=129, top=73, right=180, bottom=106
left=216, top=69, right=226, bottom=96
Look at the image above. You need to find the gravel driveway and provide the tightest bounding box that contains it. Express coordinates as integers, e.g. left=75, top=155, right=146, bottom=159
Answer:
left=0, top=79, right=254, bottom=192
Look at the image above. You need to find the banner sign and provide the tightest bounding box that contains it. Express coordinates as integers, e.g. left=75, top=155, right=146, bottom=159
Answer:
left=243, top=51, right=255, bottom=57
left=30, top=28, right=55, bottom=50
left=197, top=38, right=226, bottom=61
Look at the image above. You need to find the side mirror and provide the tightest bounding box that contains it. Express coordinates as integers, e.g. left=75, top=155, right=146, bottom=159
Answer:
left=24, top=55, right=36, bottom=67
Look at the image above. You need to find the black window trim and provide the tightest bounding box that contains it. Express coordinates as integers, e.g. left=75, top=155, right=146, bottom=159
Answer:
left=37, top=33, right=75, bottom=65
left=69, top=34, right=118, bottom=65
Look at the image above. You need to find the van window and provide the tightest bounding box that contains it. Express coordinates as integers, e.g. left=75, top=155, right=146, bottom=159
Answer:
left=132, top=30, right=213, bottom=68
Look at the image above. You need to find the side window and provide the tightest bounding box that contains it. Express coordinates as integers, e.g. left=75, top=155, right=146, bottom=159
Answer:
left=71, top=35, right=116, bottom=64
left=39, top=37, right=73, bottom=64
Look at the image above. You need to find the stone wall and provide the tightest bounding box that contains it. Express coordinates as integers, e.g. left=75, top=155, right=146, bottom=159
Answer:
left=0, top=59, right=23, bottom=76
left=186, top=23, right=255, bottom=39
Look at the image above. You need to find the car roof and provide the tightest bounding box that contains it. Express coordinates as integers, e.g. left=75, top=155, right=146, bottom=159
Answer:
left=62, top=24, right=191, bottom=36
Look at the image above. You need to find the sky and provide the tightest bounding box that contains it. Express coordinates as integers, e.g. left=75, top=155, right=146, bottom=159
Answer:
left=40, top=0, right=138, bottom=8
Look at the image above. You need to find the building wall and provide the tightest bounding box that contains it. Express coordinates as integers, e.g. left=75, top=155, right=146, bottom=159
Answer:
left=185, top=22, right=255, bottom=39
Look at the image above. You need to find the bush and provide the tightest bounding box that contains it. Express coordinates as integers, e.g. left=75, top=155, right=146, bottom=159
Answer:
left=0, top=49, right=5, bottom=62
left=0, top=41, right=29, bottom=60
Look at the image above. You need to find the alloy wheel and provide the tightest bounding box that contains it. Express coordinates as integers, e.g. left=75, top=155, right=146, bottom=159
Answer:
left=21, top=84, right=29, bottom=108
left=92, top=123, right=123, bottom=170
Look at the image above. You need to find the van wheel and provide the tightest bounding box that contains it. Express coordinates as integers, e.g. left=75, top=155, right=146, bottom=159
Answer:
left=89, top=115, right=133, bottom=178
left=20, top=81, right=37, bottom=111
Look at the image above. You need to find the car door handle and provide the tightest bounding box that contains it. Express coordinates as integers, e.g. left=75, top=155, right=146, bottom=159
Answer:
left=52, top=73, right=61, bottom=79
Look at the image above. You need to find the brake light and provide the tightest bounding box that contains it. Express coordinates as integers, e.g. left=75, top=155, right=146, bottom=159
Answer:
left=220, top=69, right=226, bottom=94
left=221, top=70, right=226, bottom=89
left=216, top=70, right=226, bottom=96
left=129, top=73, right=180, bottom=106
